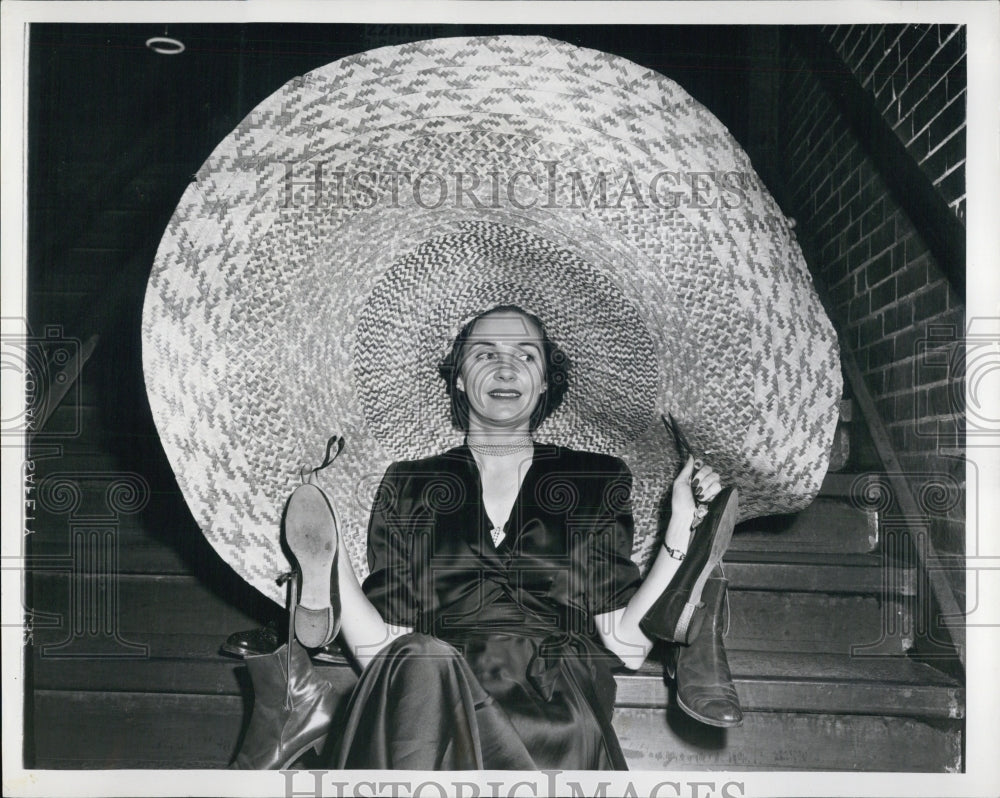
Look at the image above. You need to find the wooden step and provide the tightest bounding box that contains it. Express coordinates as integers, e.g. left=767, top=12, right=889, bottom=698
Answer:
left=30, top=634, right=962, bottom=771
left=28, top=532, right=908, bottom=594
left=32, top=631, right=960, bottom=721
left=32, top=691, right=243, bottom=768
left=724, top=589, right=909, bottom=655
left=615, top=707, right=961, bottom=771
left=28, top=572, right=276, bottom=643
left=30, top=632, right=357, bottom=698
left=31, top=691, right=962, bottom=771
left=29, top=532, right=205, bottom=576
left=30, top=684, right=962, bottom=771
left=617, top=649, right=962, bottom=719
left=827, top=419, right=851, bottom=471
left=731, top=497, right=878, bottom=554
left=34, top=648, right=244, bottom=697
left=723, top=551, right=913, bottom=594
left=29, top=572, right=908, bottom=657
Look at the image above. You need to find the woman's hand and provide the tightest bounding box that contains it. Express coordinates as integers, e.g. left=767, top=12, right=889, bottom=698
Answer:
left=670, top=455, right=724, bottom=530
left=612, top=456, right=726, bottom=668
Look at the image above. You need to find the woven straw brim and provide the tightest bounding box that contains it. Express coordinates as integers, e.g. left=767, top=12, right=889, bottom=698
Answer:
left=142, top=35, right=842, bottom=606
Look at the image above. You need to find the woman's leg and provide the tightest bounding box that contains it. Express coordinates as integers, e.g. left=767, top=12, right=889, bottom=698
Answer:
left=331, top=519, right=413, bottom=669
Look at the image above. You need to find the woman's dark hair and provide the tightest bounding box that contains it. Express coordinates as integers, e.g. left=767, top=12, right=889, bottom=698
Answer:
left=437, top=304, right=571, bottom=432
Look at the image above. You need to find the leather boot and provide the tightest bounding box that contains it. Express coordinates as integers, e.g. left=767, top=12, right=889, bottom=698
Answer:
left=672, top=575, right=743, bottom=727
left=640, top=487, right=739, bottom=644
left=231, top=639, right=337, bottom=769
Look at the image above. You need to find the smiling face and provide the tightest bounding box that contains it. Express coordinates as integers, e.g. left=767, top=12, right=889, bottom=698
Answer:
left=455, top=310, right=548, bottom=434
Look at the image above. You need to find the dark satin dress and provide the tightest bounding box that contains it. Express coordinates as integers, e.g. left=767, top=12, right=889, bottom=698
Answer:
left=336, top=443, right=643, bottom=770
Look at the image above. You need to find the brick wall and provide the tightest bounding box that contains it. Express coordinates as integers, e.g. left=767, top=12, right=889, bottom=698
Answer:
left=779, top=27, right=966, bottom=605
left=827, top=24, right=966, bottom=221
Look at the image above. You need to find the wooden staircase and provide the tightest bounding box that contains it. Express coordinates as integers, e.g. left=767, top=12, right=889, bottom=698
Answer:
left=27, top=391, right=965, bottom=771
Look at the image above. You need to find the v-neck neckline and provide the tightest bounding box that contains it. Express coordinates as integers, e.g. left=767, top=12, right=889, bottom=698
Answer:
left=461, top=442, right=537, bottom=550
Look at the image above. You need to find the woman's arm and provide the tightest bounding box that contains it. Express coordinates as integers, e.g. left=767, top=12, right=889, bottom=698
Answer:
left=595, top=456, right=722, bottom=670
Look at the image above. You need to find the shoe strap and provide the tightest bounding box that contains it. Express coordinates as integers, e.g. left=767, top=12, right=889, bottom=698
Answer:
left=662, top=412, right=691, bottom=462
left=299, top=435, right=345, bottom=485
left=277, top=570, right=299, bottom=711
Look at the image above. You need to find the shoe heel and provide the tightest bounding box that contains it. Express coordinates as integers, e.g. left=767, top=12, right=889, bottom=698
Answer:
left=279, top=735, right=328, bottom=770
left=671, top=601, right=707, bottom=645
left=285, top=484, right=339, bottom=648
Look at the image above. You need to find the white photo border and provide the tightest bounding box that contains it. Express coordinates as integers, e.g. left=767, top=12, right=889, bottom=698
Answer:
left=2, top=2, right=998, bottom=796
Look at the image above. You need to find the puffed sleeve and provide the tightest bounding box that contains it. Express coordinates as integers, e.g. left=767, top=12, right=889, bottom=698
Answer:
left=586, top=458, right=643, bottom=616
left=361, top=463, right=419, bottom=627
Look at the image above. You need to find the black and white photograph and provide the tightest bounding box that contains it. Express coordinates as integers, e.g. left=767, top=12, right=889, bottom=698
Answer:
left=2, top=2, right=998, bottom=796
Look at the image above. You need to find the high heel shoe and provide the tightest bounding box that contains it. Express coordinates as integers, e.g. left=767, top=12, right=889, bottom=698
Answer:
left=284, top=483, right=342, bottom=649
left=640, top=486, right=739, bottom=644
left=230, top=635, right=338, bottom=768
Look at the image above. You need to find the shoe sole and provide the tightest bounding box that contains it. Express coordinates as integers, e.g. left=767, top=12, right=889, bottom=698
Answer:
left=219, top=642, right=255, bottom=659
left=672, top=488, right=739, bottom=641
left=285, top=484, right=339, bottom=648
left=676, top=691, right=744, bottom=728
left=234, top=733, right=328, bottom=770
left=219, top=639, right=281, bottom=659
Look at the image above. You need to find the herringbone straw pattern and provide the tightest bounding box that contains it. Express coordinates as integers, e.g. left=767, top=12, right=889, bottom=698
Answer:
left=142, top=36, right=842, bottom=604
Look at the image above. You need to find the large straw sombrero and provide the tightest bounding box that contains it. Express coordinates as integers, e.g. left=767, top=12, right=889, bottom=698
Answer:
left=142, top=35, right=842, bottom=606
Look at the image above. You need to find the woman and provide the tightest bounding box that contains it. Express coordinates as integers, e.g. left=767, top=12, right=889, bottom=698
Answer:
left=234, top=304, right=737, bottom=771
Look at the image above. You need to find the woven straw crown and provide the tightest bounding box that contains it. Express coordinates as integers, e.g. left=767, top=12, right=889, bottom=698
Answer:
left=142, top=35, right=842, bottom=605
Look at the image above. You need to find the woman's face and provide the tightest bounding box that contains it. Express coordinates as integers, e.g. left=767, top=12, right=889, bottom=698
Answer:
left=456, top=310, right=547, bottom=433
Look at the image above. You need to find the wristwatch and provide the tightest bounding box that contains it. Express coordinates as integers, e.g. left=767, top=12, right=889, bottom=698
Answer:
left=663, top=543, right=686, bottom=561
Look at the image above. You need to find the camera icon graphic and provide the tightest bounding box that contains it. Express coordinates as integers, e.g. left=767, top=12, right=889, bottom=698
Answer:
left=1, top=321, right=86, bottom=441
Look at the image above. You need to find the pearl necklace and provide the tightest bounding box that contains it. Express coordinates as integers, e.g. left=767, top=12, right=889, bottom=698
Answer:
left=467, top=436, right=533, bottom=457
left=467, top=437, right=531, bottom=545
